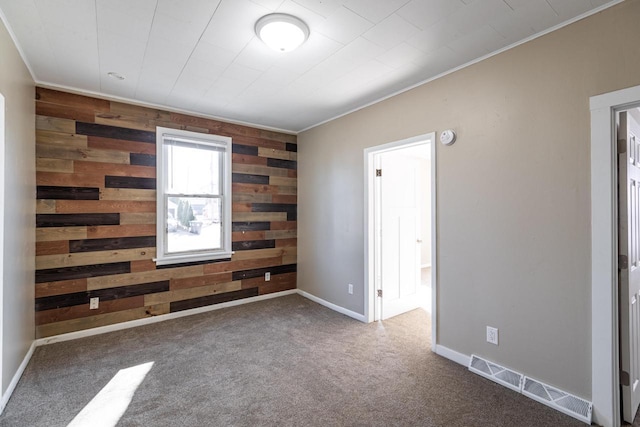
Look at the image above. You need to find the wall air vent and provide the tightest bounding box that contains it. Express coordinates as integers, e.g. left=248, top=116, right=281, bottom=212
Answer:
left=468, top=355, right=592, bottom=425
left=468, top=354, right=523, bottom=392
left=522, top=376, right=592, bottom=424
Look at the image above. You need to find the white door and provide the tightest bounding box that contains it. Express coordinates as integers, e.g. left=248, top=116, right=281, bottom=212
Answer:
left=376, top=149, right=421, bottom=320
left=620, top=110, right=640, bottom=423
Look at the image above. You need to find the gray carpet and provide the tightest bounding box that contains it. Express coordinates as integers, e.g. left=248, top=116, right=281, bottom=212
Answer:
left=0, top=294, right=589, bottom=426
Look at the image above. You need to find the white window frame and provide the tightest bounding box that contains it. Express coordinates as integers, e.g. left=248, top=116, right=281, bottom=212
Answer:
left=155, top=126, right=232, bottom=265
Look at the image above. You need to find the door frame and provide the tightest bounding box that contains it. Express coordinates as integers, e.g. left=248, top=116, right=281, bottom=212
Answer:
left=364, top=132, right=437, bottom=350
left=591, top=84, right=640, bottom=427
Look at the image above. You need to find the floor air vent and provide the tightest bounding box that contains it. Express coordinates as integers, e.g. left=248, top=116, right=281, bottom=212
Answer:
left=468, top=354, right=523, bottom=392
left=522, top=376, right=592, bottom=424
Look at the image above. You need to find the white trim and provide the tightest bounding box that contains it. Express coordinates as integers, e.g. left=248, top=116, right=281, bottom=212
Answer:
left=0, top=341, right=35, bottom=415
left=300, top=1, right=624, bottom=133
left=37, top=290, right=297, bottom=346
left=363, top=133, right=437, bottom=351
left=0, top=10, right=36, bottom=81
left=435, top=344, right=471, bottom=367
left=591, top=84, right=640, bottom=427
left=296, top=290, right=367, bottom=322
left=154, top=126, right=232, bottom=266
left=429, top=138, right=437, bottom=352
left=0, top=92, right=4, bottom=393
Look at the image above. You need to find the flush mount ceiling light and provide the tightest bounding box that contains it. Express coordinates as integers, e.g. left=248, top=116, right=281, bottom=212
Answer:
left=255, top=13, right=309, bottom=52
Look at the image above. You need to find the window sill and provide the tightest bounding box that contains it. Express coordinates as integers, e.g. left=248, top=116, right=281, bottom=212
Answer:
left=154, top=251, right=233, bottom=266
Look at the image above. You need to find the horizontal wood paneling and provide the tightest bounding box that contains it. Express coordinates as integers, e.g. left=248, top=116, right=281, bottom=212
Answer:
left=169, top=288, right=258, bottom=313
left=37, top=186, right=100, bottom=200
left=34, top=87, right=297, bottom=337
left=37, top=213, right=120, bottom=227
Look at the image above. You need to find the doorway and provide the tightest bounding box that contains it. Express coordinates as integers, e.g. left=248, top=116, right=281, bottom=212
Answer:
left=0, top=93, right=4, bottom=393
left=591, top=84, right=640, bottom=427
left=364, top=133, right=437, bottom=349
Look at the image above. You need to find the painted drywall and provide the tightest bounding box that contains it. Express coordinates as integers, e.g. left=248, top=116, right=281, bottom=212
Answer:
left=0, top=17, right=35, bottom=393
left=298, top=0, right=640, bottom=400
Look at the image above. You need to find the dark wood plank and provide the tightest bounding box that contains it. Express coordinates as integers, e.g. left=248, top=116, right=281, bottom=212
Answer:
left=76, top=122, right=156, bottom=143
left=35, top=262, right=131, bottom=284
left=285, top=142, right=297, bottom=153
left=69, top=236, right=156, bottom=253
left=251, top=203, right=297, bottom=213
left=105, top=176, right=156, bottom=189
left=232, top=144, right=259, bottom=155
left=231, top=240, right=275, bottom=252
left=36, top=296, right=144, bottom=325
left=154, top=258, right=230, bottom=270
left=267, top=158, right=297, bottom=170
left=232, top=263, right=297, bottom=281
left=35, top=280, right=169, bottom=311
left=36, top=213, right=120, bottom=227
left=37, top=186, right=100, bottom=200
left=232, top=222, right=270, bottom=231
left=232, top=173, right=269, bottom=185
left=169, top=288, right=258, bottom=312
left=130, top=153, right=156, bottom=166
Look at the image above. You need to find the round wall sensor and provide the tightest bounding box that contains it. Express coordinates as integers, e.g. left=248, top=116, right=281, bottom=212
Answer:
left=440, top=130, right=456, bottom=146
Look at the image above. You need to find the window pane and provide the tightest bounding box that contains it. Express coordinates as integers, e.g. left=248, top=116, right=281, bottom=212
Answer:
left=166, top=197, right=222, bottom=254
left=166, top=143, right=221, bottom=195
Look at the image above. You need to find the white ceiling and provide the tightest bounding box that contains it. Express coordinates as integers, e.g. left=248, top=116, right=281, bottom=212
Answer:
left=0, top=0, right=618, bottom=133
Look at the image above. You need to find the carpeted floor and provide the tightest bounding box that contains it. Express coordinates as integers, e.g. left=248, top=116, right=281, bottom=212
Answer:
left=0, top=294, right=595, bottom=426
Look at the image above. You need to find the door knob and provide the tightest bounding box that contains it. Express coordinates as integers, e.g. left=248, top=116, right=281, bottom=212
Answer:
left=417, top=239, right=422, bottom=243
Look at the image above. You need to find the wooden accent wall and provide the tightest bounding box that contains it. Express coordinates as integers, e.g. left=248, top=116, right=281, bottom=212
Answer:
left=34, top=87, right=297, bottom=338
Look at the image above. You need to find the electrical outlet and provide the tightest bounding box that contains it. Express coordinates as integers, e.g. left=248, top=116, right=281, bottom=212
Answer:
left=89, top=297, right=99, bottom=310
left=486, top=326, right=499, bottom=345
left=348, top=283, right=353, bottom=294
left=265, top=272, right=271, bottom=281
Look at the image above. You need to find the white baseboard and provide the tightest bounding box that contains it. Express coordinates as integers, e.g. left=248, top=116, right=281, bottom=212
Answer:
left=296, top=290, right=367, bottom=322
left=0, top=341, right=36, bottom=414
left=435, top=344, right=471, bottom=367
left=36, top=289, right=298, bottom=346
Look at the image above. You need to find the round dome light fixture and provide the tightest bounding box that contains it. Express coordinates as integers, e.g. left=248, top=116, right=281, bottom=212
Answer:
left=255, top=13, right=309, bottom=52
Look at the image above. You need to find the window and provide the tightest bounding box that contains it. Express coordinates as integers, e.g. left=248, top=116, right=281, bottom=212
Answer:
left=155, top=127, right=232, bottom=265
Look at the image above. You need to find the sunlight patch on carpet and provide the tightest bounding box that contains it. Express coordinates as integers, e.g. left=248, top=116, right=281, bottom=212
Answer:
left=67, top=361, right=154, bottom=427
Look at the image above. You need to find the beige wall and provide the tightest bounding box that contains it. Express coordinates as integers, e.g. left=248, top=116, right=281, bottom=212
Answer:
left=298, top=0, right=640, bottom=399
left=0, top=17, right=35, bottom=393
